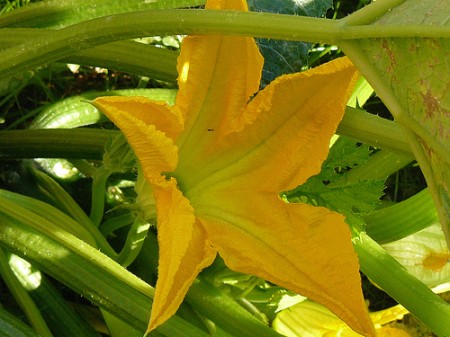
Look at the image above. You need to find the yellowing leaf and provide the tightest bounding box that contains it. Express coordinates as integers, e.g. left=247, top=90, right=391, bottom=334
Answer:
left=93, top=0, right=374, bottom=335
left=382, top=223, right=450, bottom=287
left=273, top=300, right=409, bottom=337
left=340, top=0, right=450, bottom=246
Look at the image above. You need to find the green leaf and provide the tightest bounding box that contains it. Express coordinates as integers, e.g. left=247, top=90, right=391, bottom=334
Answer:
left=382, top=223, right=450, bottom=288
left=257, top=40, right=311, bottom=85
left=324, top=137, right=373, bottom=172
left=248, top=0, right=332, bottom=85
left=339, top=0, right=450, bottom=246
left=285, top=137, right=385, bottom=229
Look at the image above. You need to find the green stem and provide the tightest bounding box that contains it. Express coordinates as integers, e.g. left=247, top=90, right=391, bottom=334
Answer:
left=0, top=129, right=118, bottom=160
left=0, top=29, right=178, bottom=81
left=0, top=10, right=330, bottom=79
left=73, top=41, right=178, bottom=82
left=400, top=129, right=450, bottom=246
left=365, top=188, right=439, bottom=243
left=116, top=217, right=151, bottom=268
left=0, top=0, right=206, bottom=28
left=338, top=24, right=449, bottom=40
left=2, top=8, right=449, bottom=80
left=29, top=168, right=118, bottom=258
left=0, top=248, right=53, bottom=337
left=338, top=107, right=412, bottom=156
left=333, top=150, right=413, bottom=185
left=339, top=0, right=405, bottom=26
left=90, top=166, right=112, bottom=227
left=8, top=255, right=99, bottom=337
left=187, top=278, right=284, bottom=337
left=354, top=233, right=450, bottom=337
left=0, top=189, right=96, bottom=247
left=0, top=108, right=411, bottom=160
left=100, top=212, right=135, bottom=237
left=0, top=306, right=40, bottom=337
left=0, top=211, right=214, bottom=337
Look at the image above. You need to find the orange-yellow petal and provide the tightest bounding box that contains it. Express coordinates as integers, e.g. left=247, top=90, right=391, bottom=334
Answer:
left=147, top=179, right=217, bottom=332
left=174, top=0, right=263, bottom=173
left=196, top=191, right=375, bottom=337
left=93, top=96, right=183, bottom=141
left=179, top=57, right=358, bottom=193
left=205, top=0, right=248, bottom=10
left=92, top=97, right=178, bottom=185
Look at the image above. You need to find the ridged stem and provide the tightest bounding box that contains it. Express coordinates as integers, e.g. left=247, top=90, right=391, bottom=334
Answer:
left=354, top=233, right=450, bottom=337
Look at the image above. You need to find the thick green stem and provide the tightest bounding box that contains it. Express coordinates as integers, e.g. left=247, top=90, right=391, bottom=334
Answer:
left=187, top=278, right=284, bottom=337
left=0, top=189, right=96, bottom=247
left=0, top=0, right=206, bottom=28
left=354, top=233, right=450, bottom=337
left=0, top=211, right=215, bottom=337
left=0, top=10, right=332, bottom=79
left=0, top=29, right=178, bottom=81
left=364, top=189, right=439, bottom=243
left=338, top=107, right=412, bottom=156
left=1, top=7, right=449, bottom=80
left=396, top=129, right=450, bottom=246
left=0, top=129, right=118, bottom=160
left=0, top=108, right=411, bottom=160
left=8, top=254, right=99, bottom=337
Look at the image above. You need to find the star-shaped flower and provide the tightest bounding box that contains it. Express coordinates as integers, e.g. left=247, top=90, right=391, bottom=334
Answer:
left=92, top=0, right=374, bottom=335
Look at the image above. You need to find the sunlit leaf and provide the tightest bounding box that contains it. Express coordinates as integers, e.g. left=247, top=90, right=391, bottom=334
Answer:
left=341, top=0, right=450, bottom=246
left=382, top=223, right=450, bottom=288
left=273, top=300, right=409, bottom=337
left=285, top=137, right=385, bottom=229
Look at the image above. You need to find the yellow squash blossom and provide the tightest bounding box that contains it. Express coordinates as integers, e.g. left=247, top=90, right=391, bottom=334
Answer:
left=92, top=0, right=374, bottom=335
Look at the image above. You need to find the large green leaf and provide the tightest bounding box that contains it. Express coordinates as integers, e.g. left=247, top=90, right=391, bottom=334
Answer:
left=339, top=0, right=450, bottom=246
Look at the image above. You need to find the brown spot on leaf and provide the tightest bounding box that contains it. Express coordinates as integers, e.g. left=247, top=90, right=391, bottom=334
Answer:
left=381, top=40, right=397, bottom=73
left=409, top=42, right=418, bottom=53
left=421, top=90, right=440, bottom=120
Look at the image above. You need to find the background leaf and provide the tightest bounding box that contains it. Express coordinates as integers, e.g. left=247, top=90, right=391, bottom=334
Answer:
left=340, top=0, right=450, bottom=245
left=285, top=137, right=385, bottom=230
left=248, top=0, right=332, bottom=85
